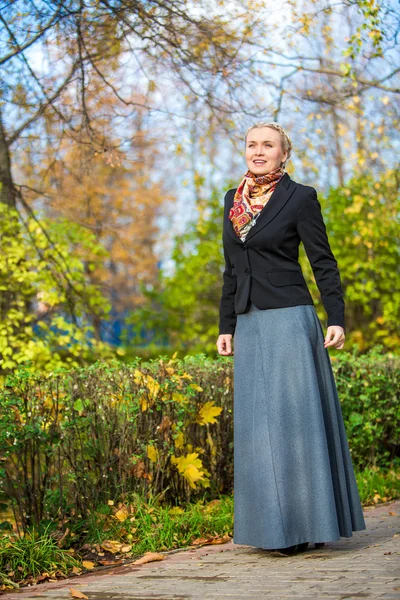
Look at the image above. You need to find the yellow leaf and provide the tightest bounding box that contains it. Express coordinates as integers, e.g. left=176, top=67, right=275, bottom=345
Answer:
left=174, top=430, right=185, bottom=449
left=133, top=369, right=143, bottom=384
left=101, top=540, right=122, bottom=553
left=69, top=589, right=88, bottom=599
left=145, top=374, right=160, bottom=400
left=168, top=506, right=185, bottom=515
left=147, top=445, right=158, bottom=463
left=184, top=464, right=204, bottom=488
left=180, top=372, right=193, bottom=380
left=197, top=401, right=223, bottom=425
left=121, top=544, right=132, bottom=553
left=171, top=452, right=208, bottom=489
left=139, top=394, right=148, bottom=411
left=172, top=392, right=187, bottom=404
left=114, top=506, right=129, bottom=522
left=190, top=384, right=203, bottom=392
left=82, top=561, right=95, bottom=570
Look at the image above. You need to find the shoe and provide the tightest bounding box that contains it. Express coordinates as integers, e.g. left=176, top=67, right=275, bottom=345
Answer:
left=315, top=542, right=325, bottom=549
left=296, top=542, right=309, bottom=552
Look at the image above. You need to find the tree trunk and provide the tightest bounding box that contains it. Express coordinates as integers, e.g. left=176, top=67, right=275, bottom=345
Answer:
left=0, top=109, right=16, bottom=208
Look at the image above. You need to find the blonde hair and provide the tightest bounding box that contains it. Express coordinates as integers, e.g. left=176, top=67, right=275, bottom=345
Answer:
left=245, top=122, right=292, bottom=165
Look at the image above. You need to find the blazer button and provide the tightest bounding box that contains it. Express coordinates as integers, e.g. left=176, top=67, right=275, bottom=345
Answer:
left=245, top=267, right=250, bottom=274
left=242, top=245, right=247, bottom=250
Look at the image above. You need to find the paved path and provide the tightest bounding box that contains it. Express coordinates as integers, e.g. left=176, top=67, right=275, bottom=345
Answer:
left=3, top=500, right=400, bottom=600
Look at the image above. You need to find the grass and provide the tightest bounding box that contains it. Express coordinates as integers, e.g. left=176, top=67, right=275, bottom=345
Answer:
left=355, top=466, right=400, bottom=505
left=76, top=492, right=234, bottom=554
left=0, top=527, right=80, bottom=586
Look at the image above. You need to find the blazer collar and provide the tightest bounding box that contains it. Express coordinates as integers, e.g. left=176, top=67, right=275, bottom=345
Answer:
left=226, top=172, right=296, bottom=243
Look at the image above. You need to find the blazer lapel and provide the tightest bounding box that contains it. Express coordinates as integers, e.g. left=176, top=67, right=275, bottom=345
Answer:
left=226, top=173, right=296, bottom=243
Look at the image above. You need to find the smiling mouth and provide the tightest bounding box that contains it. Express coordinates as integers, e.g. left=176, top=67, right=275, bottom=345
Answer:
left=253, top=160, right=266, bottom=164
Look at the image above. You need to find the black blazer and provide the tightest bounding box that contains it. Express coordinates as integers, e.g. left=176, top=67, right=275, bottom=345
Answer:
left=218, top=172, right=345, bottom=336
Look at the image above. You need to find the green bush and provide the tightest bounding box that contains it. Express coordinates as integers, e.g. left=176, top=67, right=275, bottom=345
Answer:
left=333, top=346, right=400, bottom=469
left=0, top=346, right=398, bottom=533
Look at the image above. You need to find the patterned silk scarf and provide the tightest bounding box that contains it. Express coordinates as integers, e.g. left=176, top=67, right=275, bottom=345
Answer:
left=229, top=166, right=285, bottom=240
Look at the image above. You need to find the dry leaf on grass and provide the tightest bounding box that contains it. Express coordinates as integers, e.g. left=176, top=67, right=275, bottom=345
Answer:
left=133, top=551, right=165, bottom=565
left=82, top=561, right=95, bottom=570
left=101, top=540, right=122, bottom=553
left=114, top=506, right=129, bottom=522
left=69, top=588, right=88, bottom=599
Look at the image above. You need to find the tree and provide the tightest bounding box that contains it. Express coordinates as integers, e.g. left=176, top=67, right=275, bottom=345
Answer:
left=318, top=169, right=400, bottom=351
left=0, top=0, right=251, bottom=365
left=0, top=203, right=114, bottom=373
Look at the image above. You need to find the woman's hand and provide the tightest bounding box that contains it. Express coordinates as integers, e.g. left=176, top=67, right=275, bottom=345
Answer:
left=217, top=334, right=234, bottom=356
left=324, top=326, right=345, bottom=350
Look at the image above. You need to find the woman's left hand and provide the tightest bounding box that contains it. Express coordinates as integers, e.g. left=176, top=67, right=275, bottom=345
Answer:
left=324, top=326, right=345, bottom=349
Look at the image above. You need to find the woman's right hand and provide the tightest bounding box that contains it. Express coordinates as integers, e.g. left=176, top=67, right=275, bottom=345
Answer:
left=217, top=334, right=234, bottom=356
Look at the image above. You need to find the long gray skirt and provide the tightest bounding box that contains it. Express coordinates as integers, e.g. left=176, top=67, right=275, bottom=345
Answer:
left=233, top=302, right=366, bottom=549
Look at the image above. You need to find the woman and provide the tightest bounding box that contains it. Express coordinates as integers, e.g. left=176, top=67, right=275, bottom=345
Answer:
left=216, top=122, right=366, bottom=555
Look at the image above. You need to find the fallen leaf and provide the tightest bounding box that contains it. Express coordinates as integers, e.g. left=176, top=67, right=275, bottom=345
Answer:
left=191, top=537, right=213, bottom=546
left=121, top=544, right=132, bottom=553
left=69, top=588, right=88, bottom=599
left=384, top=551, right=392, bottom=555
left=114, top=506, right=129, bottom=522
left=82, top=561, right=95, bottom=570
left=72, top=566, right=82, bottom=575
left=101, top=540, right=122, bottom=553
left=36, top=573, right=50, bottom=583
left=190, top=533, right=231, bottom=547
left=133, top=551, right=165, bottom=565
left=388, top=511, right=398, bottom=516
left=210, top=534, right=231, bottom=544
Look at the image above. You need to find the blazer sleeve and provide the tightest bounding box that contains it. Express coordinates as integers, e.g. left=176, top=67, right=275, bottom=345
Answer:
left=296, top=188, right=346, bottom=332
left=218, top=192, right=237, bottom=336
left=218, top=244, right=237, bottom=335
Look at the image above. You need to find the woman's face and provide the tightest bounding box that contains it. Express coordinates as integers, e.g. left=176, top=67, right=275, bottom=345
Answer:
left=245, top=127, right=287, bottom=176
